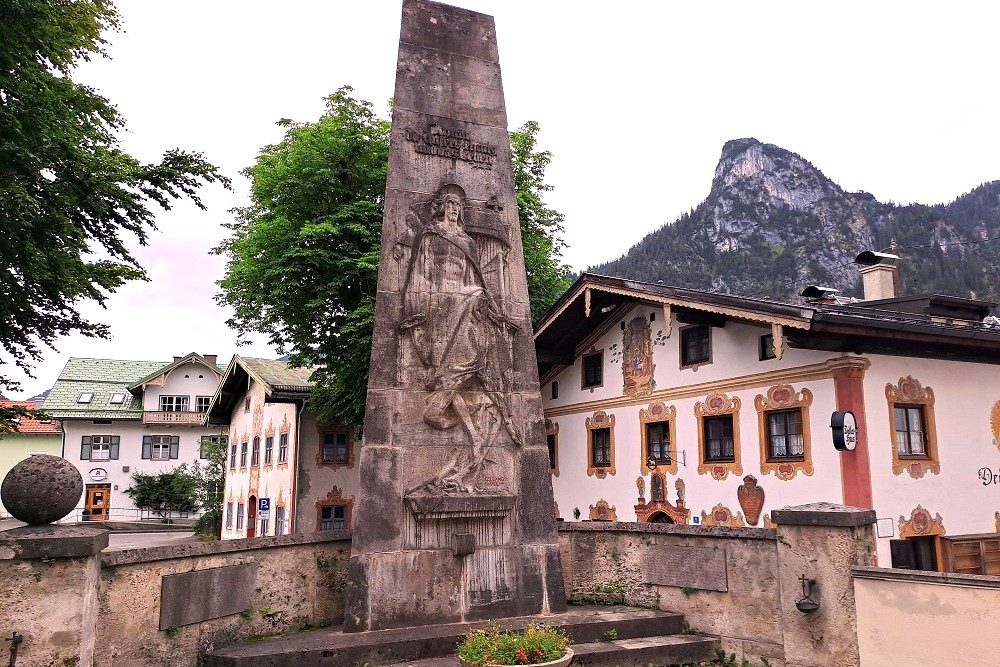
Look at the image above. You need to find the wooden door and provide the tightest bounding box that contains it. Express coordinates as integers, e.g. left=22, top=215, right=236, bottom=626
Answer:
left=247, top=495, right=257, bottom=538
left=85, top=485, right=111, bottom=521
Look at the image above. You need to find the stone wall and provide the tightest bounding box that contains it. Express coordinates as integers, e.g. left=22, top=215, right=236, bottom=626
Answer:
left=854, top=566, right=1000, bottom=667
left=95, top=532, right=351, bottom=667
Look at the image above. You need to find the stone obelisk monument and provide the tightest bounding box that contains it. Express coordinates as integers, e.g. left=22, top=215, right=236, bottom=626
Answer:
left=344, top=0, right=566, bottom=632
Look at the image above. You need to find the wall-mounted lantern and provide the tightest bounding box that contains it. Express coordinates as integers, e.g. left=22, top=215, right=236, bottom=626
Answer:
left=795, top=574, right=819, bottom=613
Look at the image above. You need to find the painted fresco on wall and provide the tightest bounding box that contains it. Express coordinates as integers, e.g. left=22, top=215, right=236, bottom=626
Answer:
left=700, top=503, right=746, bottom=527
left=623, top=316, right=655, bottom=398
left=899, top=505, right=945, bottom=538
left=991, top=400, right=1000, bottom=452
left=589, top=499, right=618, bottom=521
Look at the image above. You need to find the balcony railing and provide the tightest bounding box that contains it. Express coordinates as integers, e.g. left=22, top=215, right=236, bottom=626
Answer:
left=142, top=410, right=206, bottom=425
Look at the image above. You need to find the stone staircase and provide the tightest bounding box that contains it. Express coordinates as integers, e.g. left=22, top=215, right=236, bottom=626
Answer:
left=203, top=606, right=720, bottom=667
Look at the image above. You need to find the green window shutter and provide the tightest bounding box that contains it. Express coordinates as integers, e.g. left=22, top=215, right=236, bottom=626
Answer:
left=169, top=436, right=180, bottom=459
left=110, top=436, right=121, bottom=460
left=141, top=435, right=152, bottom=460
left=80, top=436, right=92, bottom=460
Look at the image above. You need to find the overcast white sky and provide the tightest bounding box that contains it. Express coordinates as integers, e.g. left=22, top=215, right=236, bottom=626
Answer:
left=7, top=0, right=1000, bottom=399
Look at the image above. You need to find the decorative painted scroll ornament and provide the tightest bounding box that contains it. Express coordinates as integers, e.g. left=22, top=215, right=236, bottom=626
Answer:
left=622, top=316, right=655, bottom=398
left=400, top=184, right=521, bottom=495
left=991, top=400, right=1000, bottom=453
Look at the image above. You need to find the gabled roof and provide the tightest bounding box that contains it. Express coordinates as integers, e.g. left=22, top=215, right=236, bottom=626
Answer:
left=534, top=273, right=1000, bottom=379
left=205, top=356, right=315, bottom=426
left=126, top=352, right=224, bottom=393
left=0, top=400, right=61, bottom=435
left=43, top=358, right=168, bottom=420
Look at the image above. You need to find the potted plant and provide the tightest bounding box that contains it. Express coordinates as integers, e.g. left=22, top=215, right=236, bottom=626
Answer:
left=457, top=622, right=573, bottom=667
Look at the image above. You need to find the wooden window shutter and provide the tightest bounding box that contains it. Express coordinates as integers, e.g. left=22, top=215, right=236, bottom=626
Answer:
left=169, top=435, right=180, bottom=459
left=109, top=436, right=121, bottom=460
left=80, top=436, right=92, bottom=460
left=141, top=435, right=152, bottom=459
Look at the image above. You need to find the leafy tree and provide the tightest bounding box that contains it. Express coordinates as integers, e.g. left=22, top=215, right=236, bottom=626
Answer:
left=193, top=437, right=228, bottom=536
left=126, top=464, right=201, bottom=520
left=215, top=87, right=569, bottom=428
left=0, top=0, right=230, bottom=429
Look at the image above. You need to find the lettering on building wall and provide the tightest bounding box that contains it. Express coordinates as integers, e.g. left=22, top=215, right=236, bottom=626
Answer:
left=403, top=125, right=497, bottom=169
left=979, top=467, right=1000, bottom=486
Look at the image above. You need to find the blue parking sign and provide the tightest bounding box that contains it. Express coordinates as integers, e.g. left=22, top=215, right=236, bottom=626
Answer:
left=259, top=498, right=270, bottom=512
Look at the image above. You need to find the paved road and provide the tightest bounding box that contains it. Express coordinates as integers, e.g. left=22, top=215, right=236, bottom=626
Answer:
left=0, top=519, right=200, bottom=550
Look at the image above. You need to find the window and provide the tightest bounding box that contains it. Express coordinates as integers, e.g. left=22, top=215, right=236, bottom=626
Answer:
left=545, top=420, right=560, bottom=476
left=582, top=351, right=603, bottom=388
left=320, top=505, right=347, bottom=531
left=551, top=381, right=559, bottom=400
left=264, top=436, right=274, bottom=465
left=759, top=333, right=776, bottom=360
left=81, top=435, right=119, bottom=461
left=278, top=433, right=288, bottom=463
left=259, top=515, right=269, bottom=536
left=196, top=396, right=212, bottom=412
left=109, top=393, right=126, bottom=405
left=143, top=435, right=179, bottom=460
left=681, top=326, right=711, bottom=367
left=251, top=437, right=261, bottom=466
left=322, top=431, right=349, bottom=464
left=703, top=415, right=734, bottom=462
left=236, top=503, right=245, bottom=530
left=225, top=502, right=234, bottom=529
left=240, top=441, right=248, bottom=467
left=275, top=506, right=285, bottom=536
left=78, top=392, right=94, bottom=403
left=647, top=422, right=671, bottom=465
left=591, top=428, right=611, bottom=467
left=229, top=443, right=237, bottom=469
left=547, top=433, right=558, bottom=470
left=895, top=406, right=926, bottom=456
left=244, top=397, right=251, bottom=412
left=766, top=409, right=804, bottom=459
left=201, top=435, right=225, bottom=459
left=159, top=395, right=190, bottom=412
left=886, top=375, right=939, bottom=478
left=696, top=392, right=743, bottom=480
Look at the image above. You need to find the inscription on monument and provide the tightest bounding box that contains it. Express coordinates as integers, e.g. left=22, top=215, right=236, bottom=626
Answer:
left=403, top=124, right=497, bottom=169
left=640, top=545, right=728, bottom=592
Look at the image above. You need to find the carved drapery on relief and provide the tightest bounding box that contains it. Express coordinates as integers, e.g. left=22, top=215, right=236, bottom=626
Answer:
left=589, top=499, right=617, bottom=522
left=755, top=384, right=814, bottom=480
left=635, top=472, right=690, bottom=524
left=586, top=411, right=616, bottom=478
left=639, top=402, right=678, bottom=475
left=886, top=376, right=939, bottom=479
left=700, top=503, right=746, bottom=528
left=623, top=316, right=656, bottom=399
left=991, top=401, right=1000, bottom=453
left=737, top=475, right=765, bottom=526
left=397, top=183, right=521, bottom=496
left=695, top=392, right=742, bottom=481
left=899, top=505, right=945, bottom=538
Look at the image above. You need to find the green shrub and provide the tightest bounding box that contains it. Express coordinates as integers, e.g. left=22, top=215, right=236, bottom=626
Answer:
left=456, top=623, right=570, bottom=666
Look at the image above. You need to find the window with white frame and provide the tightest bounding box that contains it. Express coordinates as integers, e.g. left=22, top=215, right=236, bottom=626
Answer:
left=142, top=435, right=178, bottom=460
left=196, top=396, right=212, bottom=413
left=236, top=503, right=245, bottom=530
left=278, top=433, right=288, bottom=463
left=225, top=502, right=234, bottom=529
left=159, top=395, right=190, bottom=412
left=264, top=436, right=274, bottom=465
left=766, top=409, right=805, bottom=460
left=275, top=506, right=285, bottom=535
left=82, top=435, right=118, bottom=461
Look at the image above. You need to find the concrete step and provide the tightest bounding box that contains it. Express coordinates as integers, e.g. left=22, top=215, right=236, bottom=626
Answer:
left=203, top=607, right=708, bottom=667
left=392, top=636, right=721, bottom=667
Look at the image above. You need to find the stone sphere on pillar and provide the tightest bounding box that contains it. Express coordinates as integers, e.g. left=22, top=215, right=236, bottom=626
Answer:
left=1, top=454, right=84, bottom=525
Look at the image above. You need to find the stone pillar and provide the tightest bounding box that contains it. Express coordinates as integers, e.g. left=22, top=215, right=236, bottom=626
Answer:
left=0, top=525, right=109, bottom=667
left=345, top=0, right=565, bottom=632
left=771, top=502, right=876, bottom=667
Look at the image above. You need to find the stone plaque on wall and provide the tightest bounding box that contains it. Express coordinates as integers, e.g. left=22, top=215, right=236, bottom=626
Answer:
left=159, top=564, right=257, bottom=629
left=641, top=545, right=728, bottom=592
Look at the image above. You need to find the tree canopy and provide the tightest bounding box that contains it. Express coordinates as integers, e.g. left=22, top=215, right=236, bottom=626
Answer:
left=215, top=87, right=570, bottom=428
left=0, top=0, right=230, bottom=426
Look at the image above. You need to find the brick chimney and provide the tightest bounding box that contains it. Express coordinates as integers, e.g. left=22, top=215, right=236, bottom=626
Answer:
left=203, top=354, right=218, bottom=365
left=854, top=251, right=899, bottom=300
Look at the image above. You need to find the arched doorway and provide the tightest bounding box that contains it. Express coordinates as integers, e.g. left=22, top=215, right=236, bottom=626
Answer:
left=648, top=512, right=674, bottom=524
left=247, top=495, right=257, bottom=537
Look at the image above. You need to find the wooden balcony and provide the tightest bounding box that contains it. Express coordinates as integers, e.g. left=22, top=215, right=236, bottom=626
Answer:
left=142, top=410, right=206, bottom=425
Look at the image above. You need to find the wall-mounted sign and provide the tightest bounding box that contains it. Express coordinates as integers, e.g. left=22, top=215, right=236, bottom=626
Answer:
left=89, top=468, right=108, bottom=481
left=258, top=497, right=270, bottom=512
left=831, top=411, right=857, bottom=451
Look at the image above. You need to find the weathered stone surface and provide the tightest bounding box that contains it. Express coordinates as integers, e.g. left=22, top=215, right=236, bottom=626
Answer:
left=159, top=564, right=257, bottom=630
left=1, top=453, right=83, bottom=524
left=771, top=501, right=876, bottom=527
left=346, top=0, right=564, bottom=630
left=640, top=545, right=729, bottom=592
left=0, top=524, right=109, bottom=559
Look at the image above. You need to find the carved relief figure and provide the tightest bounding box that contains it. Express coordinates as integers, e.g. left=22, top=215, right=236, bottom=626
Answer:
left=623, top=316, right=655, bottom=398
left=400, top=184, right=520, bottom=494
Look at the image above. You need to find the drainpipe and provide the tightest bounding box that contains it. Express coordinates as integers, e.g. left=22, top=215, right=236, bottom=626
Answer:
left=289, top=398, right=304, bottom=534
